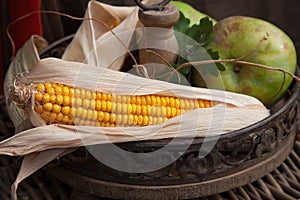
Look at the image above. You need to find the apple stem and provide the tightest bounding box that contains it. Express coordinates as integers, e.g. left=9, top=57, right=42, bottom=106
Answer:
left=235, top=36, right=268, bottom=61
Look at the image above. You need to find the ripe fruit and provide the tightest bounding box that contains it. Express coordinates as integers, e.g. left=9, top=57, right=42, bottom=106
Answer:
left=192, top=16, right=297, bottom=107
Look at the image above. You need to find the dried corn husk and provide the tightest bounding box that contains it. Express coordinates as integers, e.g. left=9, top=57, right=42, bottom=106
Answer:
left=3, top=57, right=269, bottom=200
left=2, top=2, right=271, bottom=199
left=3, top=57, right=270, bottom=156
left=62, top=1, right=139, bottom=70
left=4, top=35, right=48, bottom=133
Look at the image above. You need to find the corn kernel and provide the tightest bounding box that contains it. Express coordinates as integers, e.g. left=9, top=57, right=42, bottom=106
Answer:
left=43, top=103, right=53, bottom=112
left=35, top=92, right=43, bottom=102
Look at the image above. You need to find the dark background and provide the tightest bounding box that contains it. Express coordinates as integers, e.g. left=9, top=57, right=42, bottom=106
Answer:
left=42, top=0, right=300, bottom=57
left=1, top=0, right=300, bottom=90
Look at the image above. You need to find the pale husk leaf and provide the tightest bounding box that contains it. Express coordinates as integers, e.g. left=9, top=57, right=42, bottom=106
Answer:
left=2, top=57, right=270, bottom=156
left=61, top=1, right=138, bottom=70
left=4, top=35, right=48, bottom=133
left=2, top=2, right=271, bottom=198
left=3, top=56, right=270, bottom=199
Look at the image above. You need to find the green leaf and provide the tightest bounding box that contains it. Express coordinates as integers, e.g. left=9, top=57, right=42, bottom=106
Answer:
left=172, top=12, right=225, bottom=83
left=217, top=63, right=226, bottom=71
left=173, top=12, right=191, bottom=34
left=186, top=24, right=201, bottom=42
left=206, top=49, right=226, bottom=72
left=198, top=17, right=213, bottom=45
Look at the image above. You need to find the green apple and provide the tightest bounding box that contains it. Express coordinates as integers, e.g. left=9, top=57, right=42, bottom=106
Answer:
left=170, top=1, right=216, bottom=26
left=192, top=16, right=297, bottom=107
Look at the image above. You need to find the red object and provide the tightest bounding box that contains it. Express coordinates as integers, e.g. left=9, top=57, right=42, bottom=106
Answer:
left=8, top=0, right=42, bottom=55
left=0, top=23, right=3, bottom=95
left=0, top=0, right=42, bottom=95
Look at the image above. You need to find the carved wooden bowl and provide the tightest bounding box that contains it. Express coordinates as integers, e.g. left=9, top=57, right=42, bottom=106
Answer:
left=41, top=35, right=300, bottom=199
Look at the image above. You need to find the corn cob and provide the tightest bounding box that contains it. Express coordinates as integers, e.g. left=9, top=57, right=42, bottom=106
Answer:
left=33, top=82, right=214, bottom=127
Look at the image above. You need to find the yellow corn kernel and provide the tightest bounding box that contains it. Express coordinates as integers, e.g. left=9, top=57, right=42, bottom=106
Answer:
left=56, top=113, right=64, bottom=122
left=103, top=112, right=110, bottom=123
left=107, top=101, right=112, bottom=112
left=98, top=111, right=104, bottom=122
left=63, top=96, right=71, bottom=106
left=133, top=115, right=138, bottom=125
left=86, top=91, right=92, bottom=100
left=116, top=114, right=122, bottom=124
left=136, top=105, right=142, bottom=115
left=43, top=93, right=51, bottom=103
left=44, top=82, right=52, bottom=89
left=86, top=99, right=95, bottom=110
left=127, top=104, right=133, bottom=114
left=156, top=106, right=162, bottom=117
left=75, top=107, right=83, bottom=118
left=75, top=98, right=84, bottom=108
left=147, top=105, right=152, bottom=116
left=130, top=96, right=136, bottom=104
left=92, top=110, right=98, bottom=121
left=169, top=97, right=175, bottom=107
left=205, top=100, right=211, bottom=108
left=82, top=99, right=90, bottom=109
left=151, top=95, right=156, bottom=105
left=55, top=85, right=63, bottom=95
left=102, top=93, right=107, bottom=101
left=46, top=87, right=55, bottom=95
left=74, top=89, right=81, bottom=97
left=143, top=115, right=149, bottom=125
left=165, top=96, right=170, bottom=106
left=166, top=106, right=171, bottom=118
left=56, top=94, right=64, bottom=105
left=175, top=98, right=180, bottom=109
left=53, top=104, right=61, bottom=114
left=62, top=86, right=70, bottom=96
left=35, top=92, right=43, bottom=102
left=171, top=107, right=177, bottom=117
left=151, top=106, right=157, bottom=116
left=33, top=82, right=214, bottom=127
left=80, top=89, right=86, bottom=99
left=141, top=105, right=148, bottom=115
left=43, top=103, right=53, bottom=112
left=110, top=113, right=117, bottom=124
left=128, top=114, right=134, bottom=125
left=86, top=110, right=93, bottom=120
left=36, top=83, right=45, bottom=92
left=91, top=92, right=97, bottom=100
left=156, top=96, right=161, bottom=105
left=189, top=99, right=195, bottom=109
left=122, top=114, right=128, bottom=125
left=146, top=95, right=152, bottom=105
left=161, top=97, right=167, bottom=107
left=50, top=95, right=56, bottom=104
left=95, top=100, right=101, bottom=111
left=101, top=101, right=107, bottom=112
left=141, top=96, right=147, bottom=105
left=136, top=96, right=142, bottom=105
left=62, top=106, right=71, bottom=115
left=96, top=92, right=102, bottom=100
left=137, top=115, right=143, bottom=125
left=49, top=113, right=57, bottom=122
left=62, top=115, right=70, bottom=124
left=199, top=100, right=205, bottom=108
